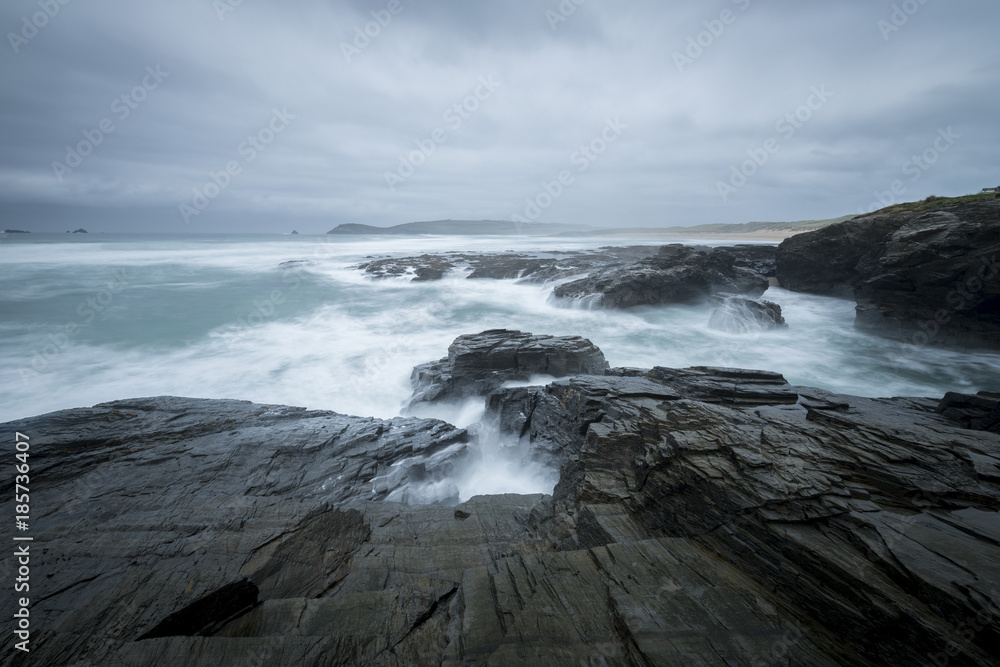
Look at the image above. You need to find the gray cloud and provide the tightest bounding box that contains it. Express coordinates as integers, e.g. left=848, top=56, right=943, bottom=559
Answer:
left=1, top=0, right=998, bottom=232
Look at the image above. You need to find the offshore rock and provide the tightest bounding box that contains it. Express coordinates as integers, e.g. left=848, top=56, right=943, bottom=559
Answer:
left=409, top=329, right=608, bottom=405
left=355, top=246, right=661, bottom=283
left=708, top=293, right=787, bottom=333
left=553, top=244, right=771, bottom=308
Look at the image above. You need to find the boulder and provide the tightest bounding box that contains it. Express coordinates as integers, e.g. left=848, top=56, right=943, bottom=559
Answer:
left=409, top=329, right=608, bottom=405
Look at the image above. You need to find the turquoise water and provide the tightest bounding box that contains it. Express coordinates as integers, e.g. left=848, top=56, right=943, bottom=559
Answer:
left=2, top=233, right=998, bottom=425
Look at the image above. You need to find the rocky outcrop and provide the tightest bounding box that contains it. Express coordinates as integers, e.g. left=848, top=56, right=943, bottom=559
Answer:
left=0, top=397, right=474, bottom=667
left=485, top=365, right=1000, bottom=666
left=553, top=244, right=771, bottom=308
left=937, top=391, right=1000, bottom=433
left=776, top=200, right=1000, bottom=348
left=4, top=331, right=999, bottom=666
left=409, top=329, right=608, bottom=405
left=708, top=294, right=787, bottom=332
left=355, top=245, right=778, bottom=311
left=355, top=246, right=662, bottom=282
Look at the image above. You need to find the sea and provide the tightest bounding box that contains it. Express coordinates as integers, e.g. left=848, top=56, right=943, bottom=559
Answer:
left=2, top=233, right=997, bottom=499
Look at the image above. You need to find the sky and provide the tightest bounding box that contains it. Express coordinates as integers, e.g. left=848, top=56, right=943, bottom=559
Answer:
left=1, top=0, right=998, bottom=233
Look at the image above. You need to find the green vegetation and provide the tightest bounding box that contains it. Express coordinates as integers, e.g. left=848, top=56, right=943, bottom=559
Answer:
left=863, top=191, right=997, bottom=217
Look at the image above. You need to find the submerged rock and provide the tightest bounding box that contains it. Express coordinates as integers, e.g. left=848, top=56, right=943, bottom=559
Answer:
left=708, top=293, right=787, bottom=332
left=3, top=331, right=999, bottom=666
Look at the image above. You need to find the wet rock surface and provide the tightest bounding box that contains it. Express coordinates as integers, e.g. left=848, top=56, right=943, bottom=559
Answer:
left=356, top=244, right=778, bottom=310
left=355, top=246, right=662, bottom=283
left=552, top=244, right=772, bottom=307
left=708, top=294, right=787, bottom=332
left=937, top=391, right=1000, bottom=433
left=776, top=200, right=1000, bottom=348
left=409, top=329, right=608, bottom=405
left=3, top=331, right=999, bottom=666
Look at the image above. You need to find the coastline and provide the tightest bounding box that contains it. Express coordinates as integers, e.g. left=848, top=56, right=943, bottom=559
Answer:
left=592, top=229, right=806, bottom=242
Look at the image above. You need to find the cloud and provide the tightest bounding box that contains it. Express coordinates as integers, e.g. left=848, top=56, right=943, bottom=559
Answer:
left=1, top=0, right=998, bottom=232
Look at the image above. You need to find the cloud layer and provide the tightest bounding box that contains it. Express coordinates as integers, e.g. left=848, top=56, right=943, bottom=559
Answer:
left=2, top=0, right=998, bottom=232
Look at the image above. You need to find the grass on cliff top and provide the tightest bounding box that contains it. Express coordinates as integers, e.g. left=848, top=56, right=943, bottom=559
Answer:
left=863, top=191, right=997, bottom=217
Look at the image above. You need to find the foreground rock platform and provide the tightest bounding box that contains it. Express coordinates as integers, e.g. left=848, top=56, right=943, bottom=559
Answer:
left=2, top=331, right=999, bottom=666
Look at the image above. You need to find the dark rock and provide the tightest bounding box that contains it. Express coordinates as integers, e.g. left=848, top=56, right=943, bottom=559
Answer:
left=356, top=246, right=662, bottom=283
left=5, top=333, right=1000, bottom=666
left=355, top=245, right=777, bottom=312
left=937, top=391, right=1000, bottom=433
left=553, top=244, right=770, bottom=308
left=72, top=228, right=88, bottom=233
left=413, top=265, right=445, bottom=281
left=776, top=200, right=1000, bottom=348
left=358, top=253, right=460, bottom=281
left=708, top=293, right=787, bottom=332
left=483, top=366, right=1000, bottom=666
left=137, top=580, right=261, bottom=640
left=277, top=259, right=314, bottom=269
left=410, top=329, right=608, bottom=405
left=638, top=365, right=799, bottom=406
left=0, top=397, right=473, bottom=666
left=727, top=242, right=780, bottom=275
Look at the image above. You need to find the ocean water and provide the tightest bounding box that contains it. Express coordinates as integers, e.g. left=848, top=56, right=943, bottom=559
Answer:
left=2, top=233, right=998, bottom=499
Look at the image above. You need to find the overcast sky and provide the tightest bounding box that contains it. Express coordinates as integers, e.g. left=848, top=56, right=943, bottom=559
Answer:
left=1, top=0, right=998, bottom=233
